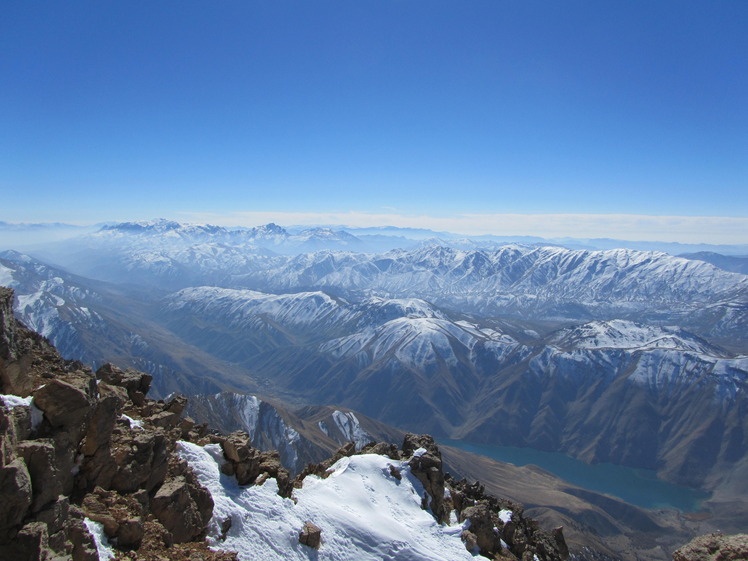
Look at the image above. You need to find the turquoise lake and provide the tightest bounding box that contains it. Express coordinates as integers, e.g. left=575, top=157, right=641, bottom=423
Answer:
left=440, top=439, right=709, bottom=512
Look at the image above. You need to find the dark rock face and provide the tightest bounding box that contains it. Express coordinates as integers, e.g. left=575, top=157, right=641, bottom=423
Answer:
left=0, top=288, right=237, bottom=561
left=403, top=433, right=449, bottom=524
left=672, top=533, right=748, bottom=561
left=151, top=465, right=213, bottom=543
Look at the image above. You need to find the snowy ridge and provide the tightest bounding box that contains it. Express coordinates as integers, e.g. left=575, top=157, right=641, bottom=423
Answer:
left=320, top=316, right=519, bottom=371
left=236, top=244, right=748, bottom=324
left=164, top=287, right=355, bottom=333
left=178, top=442, right=474, bottom=561
left=549, top=319, right=719, bottom=354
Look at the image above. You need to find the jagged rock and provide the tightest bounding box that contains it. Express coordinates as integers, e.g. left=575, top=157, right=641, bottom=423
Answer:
left=96, top=363, right=152, bottom=406
left=33, top=378, right=93, bottom=429
left=219, top=431, right=292, bottom=495
left=461, top=502, right=501, bottom=554
left=552, top=527, right=569, bottom=559
left=66, top=507, right=100, bottom=561
left=166, top=394, right=188, bottom=415
left=151, top=472, right=213, bottom=543
left=35, top=496, right=70, bottom=536
left=82, top=491, right=120, bottom=536
left=403, top=433, right=448, bottom=524
left=13, top=521, right=50, bottom=561
left=360, top=441, right=400, bottom=459
left=222, top=431, right=253, bottom=463
left=110, top=428, right=171, bottom=493
left=299, top=521, right=322, bottom=549
left=0, top=457, right=32, bottom=541
left=147, top=409, right=181, bottom=429
left=82, top=394, right=124, bottom=456
left=388, top=464, right=402, bottom=480
left=672, top=533, right=748, bottom=561
left=17, top=439, right=61, bottom=512
left=0, top=404, right=20, bottom=466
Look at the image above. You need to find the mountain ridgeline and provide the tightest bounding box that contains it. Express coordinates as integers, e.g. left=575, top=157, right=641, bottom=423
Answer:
left=0, top=286, right=570, bottom=561
left=1, top=219, right=748, bottom=559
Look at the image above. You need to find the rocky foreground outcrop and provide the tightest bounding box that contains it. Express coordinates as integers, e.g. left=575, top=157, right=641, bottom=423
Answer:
left=0, top=287, right=238, bottom=560
left=672, top=533, right=748, bottom=561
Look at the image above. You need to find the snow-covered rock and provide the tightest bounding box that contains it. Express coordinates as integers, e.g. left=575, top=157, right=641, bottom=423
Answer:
left=178, top=442, right=474, bottom=561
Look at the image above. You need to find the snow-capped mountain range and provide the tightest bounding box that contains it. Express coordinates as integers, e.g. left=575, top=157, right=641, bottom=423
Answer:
left=2, top=219, right=748, bottom=502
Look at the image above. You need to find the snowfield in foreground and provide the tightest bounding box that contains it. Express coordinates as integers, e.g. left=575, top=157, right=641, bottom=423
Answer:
left=178, top=441, right=476, bottom=561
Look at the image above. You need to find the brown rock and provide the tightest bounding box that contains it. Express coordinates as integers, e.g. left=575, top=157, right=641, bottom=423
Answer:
left=82, top=492, right=119, bottom=537
left=673, top=533, right=748, bottom=561
left=82, top=394, right=124, bottom=456
left=151, top=474, right=213, bottom=543
left=96, top=363, right=152, bottom=405
left=461, top=502, right=501, bottom=555
left=13, top=521, right=50, bottom=561
left=0, top=457, right=32, bottom=541
left=404, top=434, right=448, bottom=524
left=165, top=394, right=188, bottom=415
left=116, top=516, right=145, bottom=549
left=67, top=512, right=100, bottom=561
left=17, top=439, right=62, bottom=512
left=34, top=495, right=70, bottom=536
left=110, top=428, right=171, bottom=493
left=299, top=521, right=322, bottom=549
left=222, top=431, right=253, bottom=463
left=33, top=378, right=93, bottom=429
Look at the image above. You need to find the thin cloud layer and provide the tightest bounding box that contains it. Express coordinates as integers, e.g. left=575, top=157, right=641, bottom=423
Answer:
left=179, top=211, right=748, bottom=245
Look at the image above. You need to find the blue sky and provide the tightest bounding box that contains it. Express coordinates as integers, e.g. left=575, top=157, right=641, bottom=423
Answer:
left=2, top=1, right=747, bottom=242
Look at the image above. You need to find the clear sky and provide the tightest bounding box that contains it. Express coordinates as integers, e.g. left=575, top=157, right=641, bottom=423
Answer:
left=2, top=1, right=747, bottom=243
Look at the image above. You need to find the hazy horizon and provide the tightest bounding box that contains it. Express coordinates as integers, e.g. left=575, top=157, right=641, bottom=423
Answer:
left=2, top=2, right=747, bottom=244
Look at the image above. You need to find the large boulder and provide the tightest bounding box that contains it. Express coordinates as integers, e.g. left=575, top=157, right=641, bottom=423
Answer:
left=151, top=473, right=213, bottom=543
left=33, top=378, right=93, bottom=429
left=299, top=521, right=322, bottom=549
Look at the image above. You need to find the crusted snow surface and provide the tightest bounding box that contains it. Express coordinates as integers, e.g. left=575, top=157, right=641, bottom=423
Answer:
left=178, top=441, right=473, bottom=561
left=331, top=410, right=373, bottom=451
left=83, top=518, right=116, bottom=560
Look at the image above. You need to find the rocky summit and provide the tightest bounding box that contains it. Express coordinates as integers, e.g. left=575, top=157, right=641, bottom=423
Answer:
left=0, top=286, right=570, bottom=560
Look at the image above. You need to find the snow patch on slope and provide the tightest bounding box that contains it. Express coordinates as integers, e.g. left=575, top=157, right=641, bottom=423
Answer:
left=178, top=441, right=473, bottom=561
left=331, top=411, right=373, bottom=450
left=0, top=263, right=14, bottom=287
